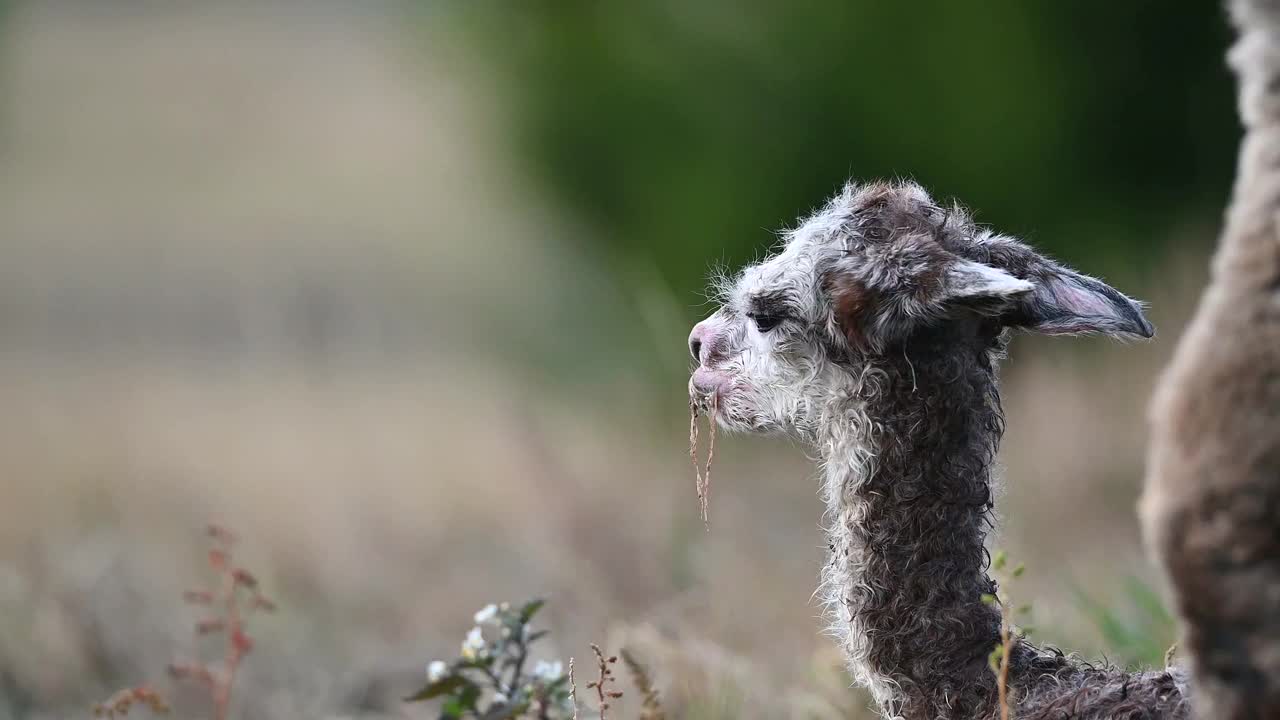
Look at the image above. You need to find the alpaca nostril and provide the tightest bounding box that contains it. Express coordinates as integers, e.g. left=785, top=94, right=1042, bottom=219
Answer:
left=690, top=337, right=702, bottom=362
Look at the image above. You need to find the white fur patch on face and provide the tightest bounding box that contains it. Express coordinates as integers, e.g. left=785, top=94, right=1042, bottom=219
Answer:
left=945, top=260, right=1034, bottom=300
left=692, top=193, right=877, bottom=436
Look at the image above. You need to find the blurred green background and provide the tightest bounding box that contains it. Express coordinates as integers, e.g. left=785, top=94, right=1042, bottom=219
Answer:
left=445, top=0, right=1235, bottom=301
left=0, top=2, right=1235, bottom=719
left=425, top=0, right=1238, bottom=385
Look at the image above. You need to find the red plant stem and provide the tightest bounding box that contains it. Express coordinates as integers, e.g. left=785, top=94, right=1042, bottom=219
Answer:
left=214, top=561, right=245, bottom=720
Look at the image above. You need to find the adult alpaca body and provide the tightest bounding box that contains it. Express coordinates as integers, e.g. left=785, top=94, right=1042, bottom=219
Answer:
left=1143, top=0, right=1280, bottom=717
left=688, top=181, right=1189, bottom=719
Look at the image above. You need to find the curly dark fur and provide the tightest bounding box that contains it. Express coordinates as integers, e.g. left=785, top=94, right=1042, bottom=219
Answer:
left=848, top=325, right=1189, bottom=719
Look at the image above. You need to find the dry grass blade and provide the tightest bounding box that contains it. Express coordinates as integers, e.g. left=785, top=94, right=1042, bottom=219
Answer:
left=587, top=643, right=622, bottom=720
left=689, top=401, right=702, bottom=518
left=620, top=649, right=665, bottom=720
left=569, top=657, right=579, bottom=720
left=91, top=686, right=170, bottom=719
left=688, top=393, right=718, bottom=530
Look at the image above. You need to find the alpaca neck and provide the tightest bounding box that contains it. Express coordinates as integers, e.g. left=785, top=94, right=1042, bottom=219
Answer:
left=819, top=337, right=1004, bottom=718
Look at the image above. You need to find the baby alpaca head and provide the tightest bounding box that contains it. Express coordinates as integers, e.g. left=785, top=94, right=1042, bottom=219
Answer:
left=687, top=180, right=1153, bottom=440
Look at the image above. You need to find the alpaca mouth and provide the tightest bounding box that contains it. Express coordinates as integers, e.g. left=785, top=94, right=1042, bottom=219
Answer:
left=689, top=367, right=732, bottom=411
left=687, top=377, right=716, bottom=415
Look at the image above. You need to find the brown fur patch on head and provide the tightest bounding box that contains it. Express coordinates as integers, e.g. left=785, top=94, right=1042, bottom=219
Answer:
left=849, top=181, right=897, bottom=212
left=905, top=245, right=948, bottom=304
left=847, top=182, right=944, bottom=238
left=825, top=271, right=879, bottom=350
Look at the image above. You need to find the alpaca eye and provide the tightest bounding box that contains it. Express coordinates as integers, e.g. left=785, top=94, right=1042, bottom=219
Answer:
left=864, top=225, right=888, bottom=241
left=749, top=312, right=785, bottom=333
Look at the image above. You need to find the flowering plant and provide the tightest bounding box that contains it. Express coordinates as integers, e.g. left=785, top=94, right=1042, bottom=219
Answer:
left=407, top=599, right=575, bottom=719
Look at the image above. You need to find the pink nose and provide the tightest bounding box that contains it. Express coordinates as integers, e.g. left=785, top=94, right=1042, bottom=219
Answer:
left=688, top=319, right=718, bottom=365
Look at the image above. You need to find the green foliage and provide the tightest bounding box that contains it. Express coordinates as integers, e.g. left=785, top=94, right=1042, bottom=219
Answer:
left=432, top=1, right=1236, bottom=311
left=406, top=599, right=575, bottom=719
left=1072, top=577, right=1178, bottom=669
left=987, top=644, right=1004, bottom=674
left=679, top=684, right=743, bottom=720
left=987, top=554, right=1177, bottom=676
left=988, top=550, right=1033, bottom=717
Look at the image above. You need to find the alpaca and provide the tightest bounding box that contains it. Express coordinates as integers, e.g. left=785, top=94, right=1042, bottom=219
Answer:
left=1142, top=1, right=1280, bottom=718
left=687, top=180, right=1190, bottom=720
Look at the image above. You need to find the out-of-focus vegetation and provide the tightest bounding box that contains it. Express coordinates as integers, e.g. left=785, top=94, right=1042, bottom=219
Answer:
left=439, top=1, right=1236, bottom=302
left=1073, top=578, right=1180, bottom=670
left=405, top=599, right=577, bottom=719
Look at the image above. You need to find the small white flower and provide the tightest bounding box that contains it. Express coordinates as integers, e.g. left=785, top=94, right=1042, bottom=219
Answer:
left=533, top=660, right=564, bottom=681
left=474, top=603, right=499, bottom=625
left=492, top=692, right=509, bottom=705
left=461, top=626, right=487, bottom=659
left=427, top=660, right=448, bottom=682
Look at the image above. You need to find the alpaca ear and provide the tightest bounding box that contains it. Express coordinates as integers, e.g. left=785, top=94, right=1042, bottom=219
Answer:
left=1005, top=267, right=1154, bottom=338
